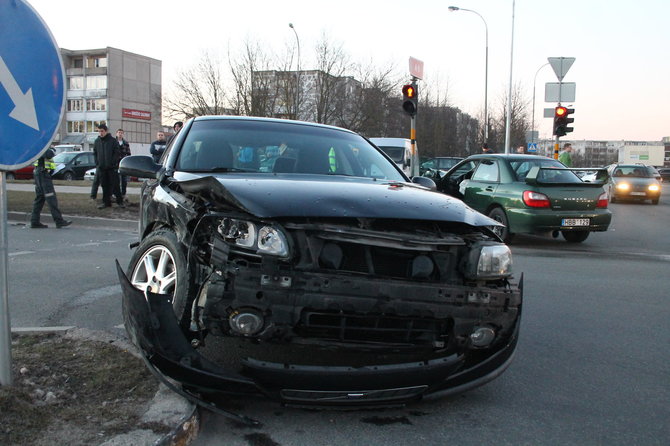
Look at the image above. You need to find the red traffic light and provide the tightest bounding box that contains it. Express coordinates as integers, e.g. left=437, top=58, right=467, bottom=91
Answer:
left=402, top=84, right=416, bottom=98
left=555, top=106, right=568, bottom=117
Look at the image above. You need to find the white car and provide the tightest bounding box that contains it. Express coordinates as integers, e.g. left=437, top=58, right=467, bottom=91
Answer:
left=84, top=168, right=96, bottom=181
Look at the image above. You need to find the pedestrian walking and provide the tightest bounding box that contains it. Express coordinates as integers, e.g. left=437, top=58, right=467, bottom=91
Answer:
left=30, top=147, right=72, bottom=229
left=150, top=131, right=167, bottom=163
left=115, top=129, right=131, bottom=200
left=558, top=143, right=573, bottom=167
left=93, top=124, right=124, bottom=209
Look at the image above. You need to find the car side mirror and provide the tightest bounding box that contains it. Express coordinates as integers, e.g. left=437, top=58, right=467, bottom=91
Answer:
left=119, top=155, right=162, bottom=179
left=412, top=176, right=436, bottom=190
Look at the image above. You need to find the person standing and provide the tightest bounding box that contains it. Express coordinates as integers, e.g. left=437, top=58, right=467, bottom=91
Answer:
left=115, top=129, right=131, bottom=200
left=166, top=121, right=183, bottom=145
left=558, top=142, right=573, bottom=167
left=150, top=131, right=167, bottom=163
left=93, top=124, right=124, bottom=209
left=30, top=147, right=72, bottom=229
left=482, top=143, right=494, bottom=153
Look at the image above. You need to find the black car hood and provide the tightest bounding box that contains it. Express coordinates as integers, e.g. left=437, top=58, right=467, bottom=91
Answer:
left=173, top=173, right=498, bottom=227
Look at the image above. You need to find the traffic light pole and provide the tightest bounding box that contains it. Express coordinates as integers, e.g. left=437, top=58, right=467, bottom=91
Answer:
left=410, top=116, right=418, bottom=177
left=554, top=136, right=560, bottom=160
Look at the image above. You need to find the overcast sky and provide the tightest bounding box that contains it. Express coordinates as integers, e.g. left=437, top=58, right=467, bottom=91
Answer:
left=27, top=0, right=670, bottom=141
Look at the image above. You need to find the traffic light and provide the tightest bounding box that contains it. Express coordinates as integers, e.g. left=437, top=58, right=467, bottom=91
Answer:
left=402, top=83, right=418, bottom=117
left=553, top=106, right=575, bottom=137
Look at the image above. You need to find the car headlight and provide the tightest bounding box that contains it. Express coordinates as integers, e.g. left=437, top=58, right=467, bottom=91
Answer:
left=616, top=183, right=630, bottom=191
left=219, top=219, right=289, bottom=257
left=463, top=242, right=513, bottom=280
left=648, top=184, right=660, bottom=192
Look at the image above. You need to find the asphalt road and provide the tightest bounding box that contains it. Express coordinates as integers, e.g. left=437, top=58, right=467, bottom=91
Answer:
left=4, top=184, right=669, bottom=445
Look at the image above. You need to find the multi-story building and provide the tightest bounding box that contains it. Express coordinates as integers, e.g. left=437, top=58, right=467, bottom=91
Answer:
left=252, top=69, right=362, bottom=125
left=56, top=47, right=162, bottom=152
left=535, top=139, right=665, bottom=167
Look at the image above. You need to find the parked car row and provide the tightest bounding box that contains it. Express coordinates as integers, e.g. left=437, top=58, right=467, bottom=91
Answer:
left=5, top=151, right=96, bottom=181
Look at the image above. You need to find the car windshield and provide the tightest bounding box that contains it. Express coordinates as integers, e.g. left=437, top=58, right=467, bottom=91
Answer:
left=510, top=158, right=582, bottom=183
left=437, top=158, right=461, bottom=169
left=53, top=153, right=77, bottom=163
left=612, top=166, right=653, bottom=178
left=175, top=119, right=405, bottom=181
left=377, top=146, right=404, bottom=163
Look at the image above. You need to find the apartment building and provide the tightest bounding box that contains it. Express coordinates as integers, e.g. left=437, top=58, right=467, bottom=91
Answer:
left=56, top=47, right=162, bottom=151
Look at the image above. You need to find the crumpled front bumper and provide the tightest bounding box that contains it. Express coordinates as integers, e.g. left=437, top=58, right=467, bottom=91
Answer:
left=118, top=261, right=522, bottom=408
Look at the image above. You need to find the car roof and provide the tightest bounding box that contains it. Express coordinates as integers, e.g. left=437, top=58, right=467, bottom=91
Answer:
left=465, top=153, right=551, bottom=160
left=192, top=115, right=357, bottom=135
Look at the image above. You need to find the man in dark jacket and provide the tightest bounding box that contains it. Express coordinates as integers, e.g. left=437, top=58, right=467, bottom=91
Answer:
left=93, top=124, right=124, bottom=209
left=149, top=131, right=167, bottom=163
left=30, top=147, right=72, bottom=228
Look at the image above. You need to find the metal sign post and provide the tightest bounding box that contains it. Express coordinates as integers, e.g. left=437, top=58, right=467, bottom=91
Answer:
left=408, top=57, right=424, bottom=178
left=0, top=0, right=65, bottom=386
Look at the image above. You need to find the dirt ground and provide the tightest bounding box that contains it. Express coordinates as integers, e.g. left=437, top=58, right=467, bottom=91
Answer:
left=0, top=330, right=164, bottom=446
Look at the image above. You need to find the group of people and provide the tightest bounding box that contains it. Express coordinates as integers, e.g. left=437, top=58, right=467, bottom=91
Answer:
left=480, top=142, right=573, bottom=166
left=30, top=121, right=185, bottom=228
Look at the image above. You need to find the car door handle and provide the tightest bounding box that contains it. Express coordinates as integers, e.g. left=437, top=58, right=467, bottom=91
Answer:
left=485, top=186, right=494, bottom=191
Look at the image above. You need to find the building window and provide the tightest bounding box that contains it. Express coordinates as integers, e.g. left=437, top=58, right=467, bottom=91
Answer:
left=68, top=76, right=84, bottom=90
left=86, top=75, right=107, bottom=90
left=67, top=99, right=84, bottom=112
left=87, top=56, right=107, bottom=68
left=71, top=58, right=83, bottom=69
left=86, top=98, right=107, bottom=111
left=122, top=120, right=151, bottom=144
left=86, top=120, right=107, bottom=133
left=67, top=121, right=85, bottom=133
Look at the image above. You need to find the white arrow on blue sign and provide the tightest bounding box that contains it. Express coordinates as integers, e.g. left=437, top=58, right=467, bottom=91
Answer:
left=0, top=0, right=65, bottom=171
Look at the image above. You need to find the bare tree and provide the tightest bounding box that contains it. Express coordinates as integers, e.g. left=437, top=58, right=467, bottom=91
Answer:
left=228, top=38, right=277, bottom=117
left=164, top=52, right=228, bottom=120
left=489, top=81, right=531, bottom=152
left=311, top=33, right=351, bottom=124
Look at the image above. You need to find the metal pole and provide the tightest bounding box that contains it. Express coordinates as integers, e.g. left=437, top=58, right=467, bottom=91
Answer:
left=410, top=117, right=418, bottom=177
left=448, top=6, right=488, bottom=142
left=289, top=23, right=301, bottom=120
left=532, top=63, right=550, bottom=146
left=504, top=0, right=516, bottom=154
left=0, top=171, right=12, bottom=385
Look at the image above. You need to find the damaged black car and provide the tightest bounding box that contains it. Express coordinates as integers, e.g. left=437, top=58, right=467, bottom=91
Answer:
left=118, top=116, right=522, bottom=414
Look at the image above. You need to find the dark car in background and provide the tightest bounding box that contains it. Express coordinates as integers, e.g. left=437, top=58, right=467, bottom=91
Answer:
left=51, top=151, right=96, bottom=180
left=656, top=167, right=670, bottom=182
left=118, top=116, right=522, bottom=411
left=437, top=154, right=612, bottom=243
left=607, top=164, right=661, bottom=204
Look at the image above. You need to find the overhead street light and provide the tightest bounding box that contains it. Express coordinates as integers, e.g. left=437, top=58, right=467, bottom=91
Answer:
left=448, top=5, right=489, bottom=141
left=288, top=23, right=301, bottom=120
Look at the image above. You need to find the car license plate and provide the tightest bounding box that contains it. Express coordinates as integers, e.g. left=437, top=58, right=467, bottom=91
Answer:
left=562, top=218, right=589, bottom=226
left=630, top=192, right=646, bottom=196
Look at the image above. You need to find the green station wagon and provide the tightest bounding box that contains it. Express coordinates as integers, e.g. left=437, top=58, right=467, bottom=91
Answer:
left=437, top=154, right=612, bottom=243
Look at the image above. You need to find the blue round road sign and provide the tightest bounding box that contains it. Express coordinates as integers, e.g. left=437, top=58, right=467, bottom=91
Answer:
left=0, top=0, right=65, bottom=170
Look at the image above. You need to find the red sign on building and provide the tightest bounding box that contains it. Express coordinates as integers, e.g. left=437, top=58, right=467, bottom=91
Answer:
left=122, top=108, right=151, bottom=120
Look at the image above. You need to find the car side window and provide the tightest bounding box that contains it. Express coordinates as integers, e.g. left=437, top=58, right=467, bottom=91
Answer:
left=471, top=160, right=499, bottom=182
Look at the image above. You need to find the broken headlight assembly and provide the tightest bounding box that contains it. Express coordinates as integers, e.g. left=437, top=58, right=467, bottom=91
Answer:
left=462, top=242, right=513, bottom=280
left=218, top=218, right=289, bottom=257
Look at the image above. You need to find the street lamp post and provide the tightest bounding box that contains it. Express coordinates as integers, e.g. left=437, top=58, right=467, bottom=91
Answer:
left=288, top=23, right=301, bottom=120
left=532, top=62, right=550, bottom=149
left=503, top=0, right=516, bottom=154
left=448, top=6, right=489, bottom=141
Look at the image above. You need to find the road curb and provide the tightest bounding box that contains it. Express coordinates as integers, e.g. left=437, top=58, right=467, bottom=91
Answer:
left=8, top=210, right=137, bottom=232
left=10, top=326, right=200, bottom=446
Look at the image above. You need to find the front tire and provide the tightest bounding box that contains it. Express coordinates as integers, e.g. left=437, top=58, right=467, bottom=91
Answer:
left=562, top=230, right=590, bottom=243
left=63, top=171, right=75, bottom=181
left=127, top=229, right=194, bottom=326
left=6, top=172, right=15, bottom=180
left=488, top=207, right=514, bottom=243
left=651, top=198, right=659, bottom=205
